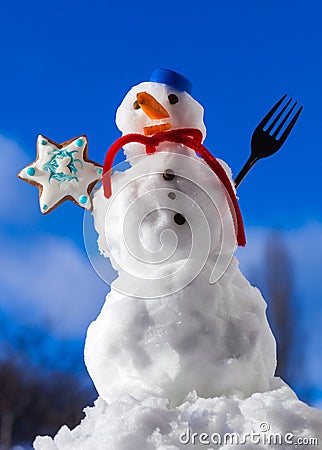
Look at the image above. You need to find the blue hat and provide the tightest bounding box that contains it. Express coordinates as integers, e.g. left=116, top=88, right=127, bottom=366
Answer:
left=149, top=68, right=192, bottom=94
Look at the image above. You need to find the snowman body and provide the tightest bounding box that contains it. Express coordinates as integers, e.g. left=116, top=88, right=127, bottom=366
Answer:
left=85, top=251, right=276, bottom=407
left=84, top=77, right=276, bottom=405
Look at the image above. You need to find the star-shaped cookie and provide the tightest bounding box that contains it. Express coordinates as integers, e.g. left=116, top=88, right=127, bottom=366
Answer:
left=19, top=135, right=102, bottom=214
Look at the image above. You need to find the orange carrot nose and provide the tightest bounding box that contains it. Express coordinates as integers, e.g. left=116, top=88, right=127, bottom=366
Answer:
left=136, top=92, right=170, bottom=120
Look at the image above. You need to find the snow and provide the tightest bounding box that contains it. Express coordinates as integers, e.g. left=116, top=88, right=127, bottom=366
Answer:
left=34, top=379, right=322, bottom=450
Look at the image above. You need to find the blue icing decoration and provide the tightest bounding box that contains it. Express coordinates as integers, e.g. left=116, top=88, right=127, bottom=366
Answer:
left=41, top=139, right=47, bottom=145
left=43, top=147, right=83, bottom=184
left=43, top=204, right=48, bottom=211
left=79, top=195, right=88, bottom=204
left=75, top=138, right=84, bottom=147
left=27, top=167, right=35, bottom=176
left=97, top=167, right=103, bottom=175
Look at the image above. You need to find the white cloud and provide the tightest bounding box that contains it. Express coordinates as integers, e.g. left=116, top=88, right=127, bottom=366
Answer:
left=0, top=134, right=108, bottom=338
left=0, top=230, right=107, bottom=338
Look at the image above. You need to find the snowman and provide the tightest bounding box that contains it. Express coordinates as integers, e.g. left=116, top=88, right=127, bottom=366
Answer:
left=20, top=69, right=322, bottom=449
left=81, top=69, right=277, bottom=406
left=19, top=69, right=276, bottom=405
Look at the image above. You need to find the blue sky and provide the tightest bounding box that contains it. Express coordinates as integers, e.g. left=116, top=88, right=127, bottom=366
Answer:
left=1, top=0, right=321, bottom=228
left=0, top=0, right=321, bottom=400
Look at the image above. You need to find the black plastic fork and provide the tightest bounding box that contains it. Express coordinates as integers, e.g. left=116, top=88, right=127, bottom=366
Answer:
left=234, top=94, right=303, bottom=188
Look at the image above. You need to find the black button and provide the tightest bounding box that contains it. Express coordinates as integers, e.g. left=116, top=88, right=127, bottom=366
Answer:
left=163, top=169, right=175, bottom=180
left=174, top=213, right=186, bottom=225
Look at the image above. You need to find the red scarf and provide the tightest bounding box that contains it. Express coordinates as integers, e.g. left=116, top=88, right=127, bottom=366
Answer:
left=102, top=128, right=246, bottom=247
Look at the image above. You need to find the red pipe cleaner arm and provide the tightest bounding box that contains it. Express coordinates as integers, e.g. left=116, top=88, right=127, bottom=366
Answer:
left=147, top=128, right=203, bottom=152
left=102, top=133, right=150, bottom=197
left=194, top=143, right=246, bottom=247
left=102, top=128, right=246, bottom=246
left=102, top=129, right=202, bottom=196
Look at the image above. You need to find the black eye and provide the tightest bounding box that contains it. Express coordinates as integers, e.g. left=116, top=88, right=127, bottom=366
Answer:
left=133, top=100, right=140, bottom=110
left=174, top=213, right=186, bottom=225
left=163, top=169, right=175, bottom=180
left=168, top=94, right=179, bottom=105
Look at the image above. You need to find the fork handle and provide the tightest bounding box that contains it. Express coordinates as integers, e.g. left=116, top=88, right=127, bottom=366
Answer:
left=234, top=155, right=259, bottom=188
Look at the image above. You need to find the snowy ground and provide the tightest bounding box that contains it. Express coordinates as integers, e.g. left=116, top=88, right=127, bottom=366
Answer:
left=34, top=378, right=322, bottom=450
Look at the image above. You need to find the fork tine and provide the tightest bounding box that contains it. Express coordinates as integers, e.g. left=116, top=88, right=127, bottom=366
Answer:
left=257, top=94, right=288, bottom=129
left=278, top=105, right=303, bottom=144
left=272, top=101, right=297, bottom=138
left=266, top=97, right=293, bottom=134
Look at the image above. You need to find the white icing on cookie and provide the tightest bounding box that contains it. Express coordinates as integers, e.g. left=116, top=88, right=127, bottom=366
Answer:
left=19, top=135, right=102, bottom=214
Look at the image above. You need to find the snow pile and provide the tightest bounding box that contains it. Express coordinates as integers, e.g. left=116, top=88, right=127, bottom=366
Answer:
left=34, top=379, right=322, bottom=450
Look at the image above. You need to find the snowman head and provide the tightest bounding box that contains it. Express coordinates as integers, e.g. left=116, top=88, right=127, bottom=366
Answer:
left=115, top=69, right=206, bottom=152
